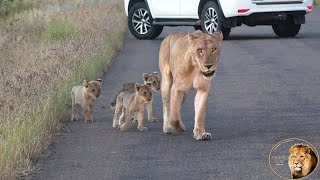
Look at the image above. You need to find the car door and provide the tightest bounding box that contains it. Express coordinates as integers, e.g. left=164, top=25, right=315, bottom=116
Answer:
left=148, top=0, right=180, bottom=18
left=179, top=0, right=200, bottom=18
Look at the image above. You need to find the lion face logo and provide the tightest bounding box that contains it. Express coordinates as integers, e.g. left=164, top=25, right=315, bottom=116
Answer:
left=188, top=31, right=223, bottom=79
left=288, top=144, right=318, bottom=179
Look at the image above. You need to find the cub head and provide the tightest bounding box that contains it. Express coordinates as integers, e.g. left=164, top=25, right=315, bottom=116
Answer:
left=188, top=30, right=223, bottom=80
left=135, top=83, right=152, bottom=103
left=288, top=144, right=313, bottom=174
left=83, top=78, right=103, bottom=99
left=142, top=72, right=161, bottom=92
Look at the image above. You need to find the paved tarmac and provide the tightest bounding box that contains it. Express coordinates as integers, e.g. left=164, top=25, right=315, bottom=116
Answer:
left=34, top=7, right=320, bottom=180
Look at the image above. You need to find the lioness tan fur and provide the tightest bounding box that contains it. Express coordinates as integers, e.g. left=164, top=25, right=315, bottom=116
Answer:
left=288, top=144, right=318, bottom=179
left=112, top=83, right=152, bottom=131
left=71, top=78, right=102, bottom=123
left=159, top=30, right=223, bottom=140
left=110, top=72, right=160, bottom=122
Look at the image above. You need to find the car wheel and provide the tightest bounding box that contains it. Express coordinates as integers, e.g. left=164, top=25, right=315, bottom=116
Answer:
left=128, top=2, right=163, bottom=39
left=194, top=25, right=202, bottom=31
left=272, top=21, right=301, bottom=38
left=200, top=1, right=230, bottom=40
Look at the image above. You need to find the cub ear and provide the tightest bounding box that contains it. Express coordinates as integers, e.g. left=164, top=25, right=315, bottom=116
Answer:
left=96, top=77, right=103, bottom=86
left=211, top=31, right=223, bottom=42
left=153, top=71, right=159, bottom=78
left=143, top=73, right=149, bottom=82
left=83, top=80, right=88, bottom=88
left=135, top=83, right=141, bottom=92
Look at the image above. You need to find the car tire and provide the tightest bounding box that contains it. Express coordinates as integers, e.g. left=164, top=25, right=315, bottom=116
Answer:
left=128, top=2, right=163, bottom=39
left=200, top=1, right=230, bottom=40
left=194, top=25, right=202, bottom=31
left=272, top=21, right=301, bottom=38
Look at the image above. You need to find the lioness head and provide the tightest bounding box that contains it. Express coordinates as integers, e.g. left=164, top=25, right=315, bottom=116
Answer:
left=135, top=83, right=152, bottom=103
left=188, top=30, right=223, bottom=79
left=143, top=72, right=161, bottom=92
left=288, top=144, right=315, bottom=178
left=83, top=78, right=103, bottom=99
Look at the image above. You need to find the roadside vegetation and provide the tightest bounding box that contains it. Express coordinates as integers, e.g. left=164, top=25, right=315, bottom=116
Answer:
left=0, top=0, right=126, bottom=178
left=315, top=0, right=320, bottom=5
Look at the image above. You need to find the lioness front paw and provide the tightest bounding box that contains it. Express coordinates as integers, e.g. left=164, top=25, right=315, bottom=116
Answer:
left=148, top=117, right=158, bottom=123
left=138, top=126, right=148, bottom=132
left=163, top=127, right=172, bottom=134
left=193, top=132, right=212, bottom=141
left=71, top=117, right=78, bottom=121
left=112, top=124, right=120, bottom=129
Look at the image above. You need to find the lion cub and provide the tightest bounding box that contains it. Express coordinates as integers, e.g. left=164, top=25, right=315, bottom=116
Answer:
left=71, top=78, right=102, bottom=123
left=110, top=72, right=160, bottom=122
left=112, top=83, right=152, bottom=132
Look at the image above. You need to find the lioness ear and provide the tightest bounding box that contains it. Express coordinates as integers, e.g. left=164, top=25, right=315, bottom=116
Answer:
left=188, top=33, right=197, bottom=43
left=142, top=73, right=149, bottom=82
left=135, top=83, right=141, bottom=91
left=83, top=80, right=88, bottom=88
left=211, top=31, right=223, bottom=42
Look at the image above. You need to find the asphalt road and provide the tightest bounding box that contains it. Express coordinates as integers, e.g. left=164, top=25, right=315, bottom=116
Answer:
left=34, top=7, right=320, bottom=180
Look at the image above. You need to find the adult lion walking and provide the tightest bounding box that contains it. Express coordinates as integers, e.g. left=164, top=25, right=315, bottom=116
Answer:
left=159, top=30, right=223, bottom=141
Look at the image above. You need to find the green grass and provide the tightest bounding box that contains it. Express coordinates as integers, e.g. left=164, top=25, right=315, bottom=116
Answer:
left=43, top=21, right=76, bottom=41
left=314, top=0, right=320, bottom=5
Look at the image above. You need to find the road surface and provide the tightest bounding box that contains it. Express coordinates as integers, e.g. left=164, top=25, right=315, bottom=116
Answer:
left=34, top=8, right=320, bottom=180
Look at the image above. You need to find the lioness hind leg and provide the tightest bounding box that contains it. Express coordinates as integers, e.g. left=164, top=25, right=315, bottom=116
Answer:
left=169, top=86, right=186, bottom=132
left=160, top=72, right=173, bottom=134
left=146, top=98, right=157, bottom=123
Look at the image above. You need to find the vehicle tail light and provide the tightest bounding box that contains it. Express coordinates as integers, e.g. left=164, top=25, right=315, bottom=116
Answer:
left=238, top=9, right=250, bottom=13
left=307, top=6, right=313, bottom=11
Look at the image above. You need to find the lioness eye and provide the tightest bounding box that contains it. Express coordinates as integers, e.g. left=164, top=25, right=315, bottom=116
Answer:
left=212, top=48, right=217, bottom=53
left=144, top=92, right=146, bottom=95
left=92, top=89, right=95, bottom=92
left=197, top=49, right=202, bottom=54
left=153, top=81, right=155, bottom=84
left=300, top=155, right=303, bottom=158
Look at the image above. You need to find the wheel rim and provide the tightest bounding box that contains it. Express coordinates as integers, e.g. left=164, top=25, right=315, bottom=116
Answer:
left=132, top=8, right=151, bottom=35
left=204, top=7, right=218, bottom=34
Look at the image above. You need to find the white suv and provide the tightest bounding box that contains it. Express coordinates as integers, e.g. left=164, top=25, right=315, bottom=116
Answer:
left=124, top=0, right=313, bottom=39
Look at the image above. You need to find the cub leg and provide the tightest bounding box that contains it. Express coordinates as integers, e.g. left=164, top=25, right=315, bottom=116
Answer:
left=82, top=103, right=93, bottom=123
left=119, top=108, right=126, bottom=125
left=71, top=102, right=78, bottom=121
left=146, top=98, right=157, bottom=123
left=137, top=111, right=148, bottom=131
left=193, top=90, right=211, bottom=141
left=112, top=104, right=122, bottom=128
left=132, top=112, right=138, bottom=123
left=120, top=109, right=131, bottom=131
left=169, top=85, right=186, bottom=132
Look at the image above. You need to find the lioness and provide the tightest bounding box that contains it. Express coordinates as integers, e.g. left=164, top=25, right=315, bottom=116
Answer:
left=110, top=72, right=160, bottom=122
left=159, top=30, right=223, bottom=140
left=112, top=83, right=152, bottom=132
left=288, top=144, right=318, bottom=179
left=71, top=78, right=102, bottom=123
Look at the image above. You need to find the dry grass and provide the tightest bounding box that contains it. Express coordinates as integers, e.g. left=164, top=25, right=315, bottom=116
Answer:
left=315, top=0, right=320, bottom=5
left=0, top=0, right=126, bottom=179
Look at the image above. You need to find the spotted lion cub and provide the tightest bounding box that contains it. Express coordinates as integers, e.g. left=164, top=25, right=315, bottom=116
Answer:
left=110, top=72, right=160, bottom=123
left=71, top=78, right=102, bottom=123
left=112, top=83, right=152, bottom=132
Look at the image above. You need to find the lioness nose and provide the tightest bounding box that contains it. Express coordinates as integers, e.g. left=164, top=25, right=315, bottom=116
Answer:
left=295, top=162, right=298, bottom=165
left=205, top=64, right=213, bottom=69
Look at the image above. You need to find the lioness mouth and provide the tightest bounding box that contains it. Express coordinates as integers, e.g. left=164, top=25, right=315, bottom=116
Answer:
left=201, top=70, right=215, bottom=77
